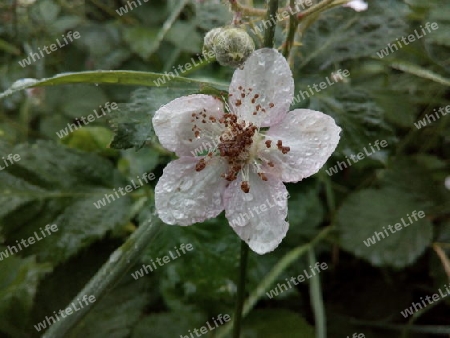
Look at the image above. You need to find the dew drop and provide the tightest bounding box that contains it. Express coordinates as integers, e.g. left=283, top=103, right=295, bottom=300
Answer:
left=173, top=210, right=184, bottom=219
left=243, top=193, right=254, bottom=201
left=179, top=177, right=193, bottom=191
left=109, top=249, right=122, bottom=263
left=10, top=78, right=38, bottom=89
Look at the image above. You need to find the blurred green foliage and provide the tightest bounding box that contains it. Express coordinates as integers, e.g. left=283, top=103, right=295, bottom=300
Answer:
left=0, top=0, right=449, bottom=337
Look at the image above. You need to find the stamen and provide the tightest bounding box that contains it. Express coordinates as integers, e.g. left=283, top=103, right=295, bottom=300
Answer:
left=241, top=181, right=250, bottom=193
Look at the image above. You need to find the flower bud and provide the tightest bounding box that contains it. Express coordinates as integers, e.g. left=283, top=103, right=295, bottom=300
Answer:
left=203, top=27, right=255, bottom=68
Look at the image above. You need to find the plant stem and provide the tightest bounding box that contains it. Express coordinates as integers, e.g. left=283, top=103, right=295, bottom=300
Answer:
left=282, top=0, right=299, bottom=57
left=42, top=214, right=162, bottom=338
left=263, top=0, right=280, bottom=48
left=217, top=226, right=334, bottom=338
left=232, top=241, right=249, bottom=338
left=228, top=0, right=266, bottom=17
left=308, top=247, right=326, bottom=338
left=298, top=0, right=336, bottom=19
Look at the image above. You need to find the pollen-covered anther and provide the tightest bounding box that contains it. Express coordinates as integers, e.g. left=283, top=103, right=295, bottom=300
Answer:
left=258, top=172, right=268, bottom=181
left=195, top=158, right=206, bottom=171
left=241, top=181, right=250, bottom=193
left=265, top=140, right=272, bottom=148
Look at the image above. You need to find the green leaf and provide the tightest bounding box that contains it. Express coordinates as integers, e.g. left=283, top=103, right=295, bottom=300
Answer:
left=300, top=0, right=408, bottom=68
left=378, top=157, right=446, bottom=210
left=0, top=141, right=133, bottom=266
left=309, top=86, right=395, bottom=155
left=286, top=181, right=325, bottom=243
left=424, top=5, right=450, bottom=71
left=61, top=85, right=108, bottom=118
left=67, top=279, right=150, bottom=338
left=123, top=27, right=159, bottom=59
left=166, top=22, right=203, bottom=53
left=60, top=126, right=115, bottom=155
left=0, top=70, right=228, bottom=100
left=109, top=87, right=199, bottom=150
left=132, top=312, right=206, bottom=338
left=194, top=0, right=232, bottom=31
left=241, top=309, right=315, bottom=338
left=141, top=217, right=240, bottom=313
left=389, top=61, right=450, bottom=86
left=337, top=188, right=433, bottom=268
left=37, top=0, right=60, bottom=23
left=0, top=254, right=51, bottom=338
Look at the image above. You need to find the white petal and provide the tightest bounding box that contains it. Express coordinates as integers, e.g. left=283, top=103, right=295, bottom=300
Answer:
left=343, top=0, right=368, bottom=12
left=152, top=94, right=225, bottom=157
left=224, top=171, right=289, bottom=254
left=155, top=157, right=227, bottom=225
left=228, top=48, right=294, bottom=127
left=261, top=109, right=341, bottom=182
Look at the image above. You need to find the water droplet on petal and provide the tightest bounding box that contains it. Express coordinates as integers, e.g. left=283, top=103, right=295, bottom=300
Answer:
left=173, top=210, right=184, bottom=219
left=243, top=193, right=253, bottom=201
left=179, top=177, right=193, bottom=191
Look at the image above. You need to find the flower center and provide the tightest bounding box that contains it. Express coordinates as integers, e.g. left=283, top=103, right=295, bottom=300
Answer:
left=190, top=104, right=290, bottom=193
left=217, top=113, right=258, bottom=191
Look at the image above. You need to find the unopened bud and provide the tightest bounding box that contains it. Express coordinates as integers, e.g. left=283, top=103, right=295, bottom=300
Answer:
left=203, top=27, right=255, bottom=68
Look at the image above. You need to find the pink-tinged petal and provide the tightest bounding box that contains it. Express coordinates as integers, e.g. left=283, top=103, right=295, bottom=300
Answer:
left=261, top=109, right=341, bottom=182
left=224, top=171, right=289, bottom=254
left=152, top=94, right=225, bottom=157
left=228, top=48, right=294, bottom=127
left=155, top=157, right=227, bottom=225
